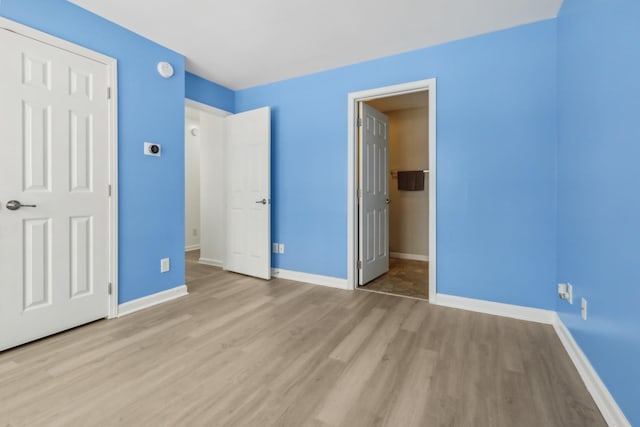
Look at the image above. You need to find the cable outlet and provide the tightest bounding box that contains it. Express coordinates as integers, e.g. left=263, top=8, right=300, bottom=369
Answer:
left=581, top=298, right=588, bottom=320
left=272, top=243, right=279, bottom=254
left=161, top=258, right=170, bottom=273
left=278, top=243, right=285, bottom=254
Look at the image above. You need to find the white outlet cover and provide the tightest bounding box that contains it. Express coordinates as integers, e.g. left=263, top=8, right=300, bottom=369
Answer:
left=581, top=298, right=588, bottom=320
left=161, top=258, right=170, bottom=273
left=272, top=243, right=278, bottom=254
left=278, top=243, right=285, bottom=254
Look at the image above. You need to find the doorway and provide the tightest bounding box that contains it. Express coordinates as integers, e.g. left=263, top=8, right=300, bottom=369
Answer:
left=184, top=100, right=229, bottom=279
left=183, top=100, right=272, bottom=281
left=347, top=79, right=436, bottom=301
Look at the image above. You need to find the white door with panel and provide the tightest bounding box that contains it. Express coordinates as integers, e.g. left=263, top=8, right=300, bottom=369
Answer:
left=0, top=29, right=110, bottom=351
left=224, top=107, right=271, bottom=280
left=359, top=103, right=390, bottom=285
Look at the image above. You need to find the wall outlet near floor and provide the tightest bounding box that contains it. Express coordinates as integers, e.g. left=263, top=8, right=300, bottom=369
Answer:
left=161, top=257, right=170, bottom=273
left=558, top=283, right=573, bottom=304
left=581, top=298, right=588, bottom=320
left=273, top=243, right=279, bottom=254
left=278, top=243, right=285, bottom=254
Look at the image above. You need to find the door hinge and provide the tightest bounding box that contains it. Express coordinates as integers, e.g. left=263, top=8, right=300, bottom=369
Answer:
left=108, top=184, right=112, bottom=197
left=357, top=118, right=363, bottom=127
left=108, top=282, right=113, bottom=295
left=358, top=260, right=362, bottom=269
left=107, top=87, right=112, bottom=99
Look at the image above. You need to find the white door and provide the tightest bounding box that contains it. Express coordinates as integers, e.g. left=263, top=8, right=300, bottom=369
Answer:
left=224, top=107, right=271, bottom=279
left=359, top=102, right=390, bottom=285
left=0, top=29, right=110, bottom=351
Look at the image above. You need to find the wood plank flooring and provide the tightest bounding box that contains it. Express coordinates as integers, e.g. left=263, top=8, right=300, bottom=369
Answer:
left=0, top=252, right=605, bottom=426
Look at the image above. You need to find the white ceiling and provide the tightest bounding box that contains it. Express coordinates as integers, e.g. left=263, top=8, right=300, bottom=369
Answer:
left=69, top=0, right=563, bottom=90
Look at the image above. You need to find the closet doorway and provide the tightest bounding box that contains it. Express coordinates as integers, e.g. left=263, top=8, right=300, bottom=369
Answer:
left=347, top=80, right=436, bottom=301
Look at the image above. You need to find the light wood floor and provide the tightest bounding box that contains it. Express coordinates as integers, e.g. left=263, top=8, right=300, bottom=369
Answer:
left=361, top=258, right=429, bottom=300
left=0, top=252, right=605, bottom=426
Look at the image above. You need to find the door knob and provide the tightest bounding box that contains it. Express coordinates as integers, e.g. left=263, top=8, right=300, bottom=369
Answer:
left=386, top=198, right=391, bottom=205
left=6, top=200, right=37, bottom=210
left=255, top=198, right=267, bottom=205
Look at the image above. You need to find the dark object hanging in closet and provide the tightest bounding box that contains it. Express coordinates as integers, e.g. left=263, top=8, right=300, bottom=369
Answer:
left=397, top=171, right=425, bottom=191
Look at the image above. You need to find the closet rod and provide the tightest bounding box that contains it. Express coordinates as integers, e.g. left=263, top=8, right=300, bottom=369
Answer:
left=390, top=169, right=429, bottom=177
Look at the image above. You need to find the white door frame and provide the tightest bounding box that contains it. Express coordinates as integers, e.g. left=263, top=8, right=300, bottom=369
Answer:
left=0, top=17, right=120, bottom=318
left=347, top=79, right=437, bottom=302
left=185, top=98, right=232, bottom=119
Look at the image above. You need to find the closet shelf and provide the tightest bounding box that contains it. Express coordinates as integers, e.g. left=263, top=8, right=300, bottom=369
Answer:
left=390, top=170, right=429, bottom=178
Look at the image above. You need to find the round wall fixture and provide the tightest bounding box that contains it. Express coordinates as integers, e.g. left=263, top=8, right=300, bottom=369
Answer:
left=157, top=61, right=174, bottom=78
left=190, top=127, right=199, bottom=136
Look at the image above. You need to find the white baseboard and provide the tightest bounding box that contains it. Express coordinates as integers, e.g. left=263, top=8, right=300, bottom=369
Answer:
left=390, top=252, right=429, bottom=262
left=552, top=314, right=630, bottom=427
left=271, top=268, right=349, bottom=290
left=199, top=258, right=224, bottom=268
left=434, top=293, right=556, bottom=324
left=118, top=285, right=188, bottom=317
left=185, top=244, right=200, bottom=252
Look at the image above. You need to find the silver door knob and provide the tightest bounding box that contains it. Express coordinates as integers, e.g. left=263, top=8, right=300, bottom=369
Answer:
left=386, top=198, right=391, bottom=205
left=6, top=200, right=37, bottom=210
left=255, top=198, right=267, bottom=205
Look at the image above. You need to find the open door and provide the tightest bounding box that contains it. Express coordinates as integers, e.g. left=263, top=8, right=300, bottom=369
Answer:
left=358, top=102, right=390, bottom=285
left=224, top=107, right=271, bottom=279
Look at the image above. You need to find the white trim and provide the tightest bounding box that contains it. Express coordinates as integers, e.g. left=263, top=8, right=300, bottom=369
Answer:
left=185, top=244, right=201, bottom=252
left=347, top=79, right=437, bottom=302
left=434, top=294, right=556, bottom=324
left=390, top=252, right=429, bottom=262
left=199, top=258, right=224, bottom=268
left=552, top=314, right=631, bottom=427
left=185, top=98, right=232, bottom=118
left=358, top=287, right=428, bottom=302
left=271, top=268, right=349, bottom=290
left=0, top=17, right=120, bottom=319
left=118, top=285, right=188, bottom=317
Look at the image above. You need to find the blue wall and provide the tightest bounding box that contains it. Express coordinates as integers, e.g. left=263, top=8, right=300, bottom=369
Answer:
left=185, top=71, right=235, bottom=113
left=237, top=21, right=558, bottom=309
left=0, top=0, right=187, bottom=303
left=557, top=0, right=640, bottom=423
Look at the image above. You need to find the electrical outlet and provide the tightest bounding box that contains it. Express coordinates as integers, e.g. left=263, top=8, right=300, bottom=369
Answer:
left=272, top=243, right=279, bottom=254
left=192, top=228, right=198, bottom=237
left=581, top=298, right=588, bottom=320
left=161, top=258, right=170, bottom=273
left=558, top=283, right=567, bottom=299
left=278, top=243, right=285, bottom=254
left=558, top=283, right=574, bottom=304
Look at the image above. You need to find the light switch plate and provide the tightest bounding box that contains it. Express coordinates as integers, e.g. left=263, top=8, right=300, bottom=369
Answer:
left=161, top=257, right=170, bottom=273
